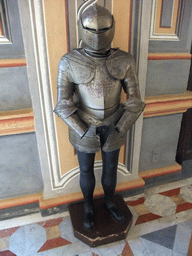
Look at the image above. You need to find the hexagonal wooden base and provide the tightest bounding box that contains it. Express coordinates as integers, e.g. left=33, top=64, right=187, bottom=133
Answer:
left=68, top=194, right=133, bottom=247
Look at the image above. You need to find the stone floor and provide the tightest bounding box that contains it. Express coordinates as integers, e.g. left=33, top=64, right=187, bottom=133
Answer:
left=1, top=177, right=192, bottom=255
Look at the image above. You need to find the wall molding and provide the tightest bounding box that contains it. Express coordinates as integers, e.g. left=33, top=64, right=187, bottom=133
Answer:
left=144, top=91, right=192, bottom=118
left=0, top=109, right=35, bottom=136
left=0, top=161, right=181, bottom=210
left=39, top=177, right=145, bottom=209
left=148, top=53, right=192, bottom=60
left=139, top=163, right=181, bottom=179
left=126, top=0, right=152, bottom=180
left=0, top=58, right=27, bottom=68
left=49, top=160, right=137, bottom=199
left=18, top=0, right=62, bottom=199
left=0, top=163, right=182, bottom=211
left=0, top=193, right=41, bottom=210
left=0, top=0, right=12, bottom=44
left=150, top=0, right=182, bottom=40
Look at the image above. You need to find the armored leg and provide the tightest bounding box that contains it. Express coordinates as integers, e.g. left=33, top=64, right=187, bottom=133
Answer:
left=77, top=150, right=95, bottom=231
left=102, top=149, right=125, bottom=223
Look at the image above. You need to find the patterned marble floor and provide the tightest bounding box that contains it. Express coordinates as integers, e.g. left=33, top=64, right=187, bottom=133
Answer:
left=1, top=177, right=192, bottom=255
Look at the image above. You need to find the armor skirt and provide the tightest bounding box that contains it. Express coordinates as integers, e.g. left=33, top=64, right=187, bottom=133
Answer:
left=69, top=105, right=126, bottom=153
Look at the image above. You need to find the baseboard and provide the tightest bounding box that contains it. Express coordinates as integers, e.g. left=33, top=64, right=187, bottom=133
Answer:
left=139, top=163, right=182, bottom=179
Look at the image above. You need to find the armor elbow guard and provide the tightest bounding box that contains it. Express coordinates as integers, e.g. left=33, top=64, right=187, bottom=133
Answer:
left=54, top=99, right=78, bottom=119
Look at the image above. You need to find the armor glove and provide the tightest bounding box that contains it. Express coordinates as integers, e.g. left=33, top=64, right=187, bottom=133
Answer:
left=108, top=123, right=124, bottom=139
left=101, top=123, right=125, bottom=152
left=116, top=98, right=145, bottom=137
left=54, top=100, right=88, bottom=138
left=115, top=110, right=143, bottom=137
left=60, top=114, right=88, bottom=138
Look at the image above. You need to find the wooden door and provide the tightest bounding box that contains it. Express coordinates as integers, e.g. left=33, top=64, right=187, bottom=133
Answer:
left=176, top=57, right=192, bottom=164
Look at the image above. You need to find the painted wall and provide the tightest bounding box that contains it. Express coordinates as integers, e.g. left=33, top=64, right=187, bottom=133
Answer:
left=139, top=0, right=192, bottom=174
left=0, top=0, right=43, bottom=199
left=0, top=133, right=43, bottom=199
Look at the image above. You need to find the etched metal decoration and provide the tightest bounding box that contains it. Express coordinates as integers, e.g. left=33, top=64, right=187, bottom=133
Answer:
left=54, top=2, right=145, bottom=231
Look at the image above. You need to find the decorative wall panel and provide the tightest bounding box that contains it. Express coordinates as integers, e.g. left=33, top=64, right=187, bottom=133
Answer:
left=139, top=114, right=183, bottom=172
left=150, top=0, right=180, bottom=40
left=0, top=133, right=43, bottom=200
left=0, top=0, right=11, bottom=43
left=142, top=0, right=192, bottom=179
left=0, top=0, right=25, bottom=58
left=160, top=0, right=174, bottom=28
left=149, top=0, right=192, bottom=53
left=146, top=59, right=190, bottom=96
left=0, top=67, right=32, bottom=111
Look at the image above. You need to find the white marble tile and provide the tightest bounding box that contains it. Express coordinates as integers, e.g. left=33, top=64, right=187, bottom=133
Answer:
left=9, top=224, right=46, bottom=256
left=59, top=216, right=83, bottom=244
left=180, top=185, right=192, bottom=203
left=91, top=247, right=102, bottom=256
left=93, top=241, right=124, bottom=256
left=127, top=209, right=192, bottom=240
left=144, top=178, right=192, bottom=199
left=52, top=242, right=91, bottom=256
left=59, top=216, right=73, bottom=234
left=128, top=205, right=139, bottom=226
left=35, top=243, right=79, bottom=256
left=124, top=193, right=145, bottom=202
left=129, top=238, right=150, bottom=256
left=172, top=251, right=186, bottom=256
left=96, top=247, right=119, bottom=256
left=144, top=194, right=177, bottom=217
left=112, top=240, right=126, bottom=255
left=140, top=238, right=173, bottom=256
left=0, top=212, right=69, bottom=231
left=181, top=220, right=192, bottom=230
left=173, top=224, right=191, bottom=255
left=35, top=247, right=63, bottom=256
left=79, top=252, right=93, bottom=256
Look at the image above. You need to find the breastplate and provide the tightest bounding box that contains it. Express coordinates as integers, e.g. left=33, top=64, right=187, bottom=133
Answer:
left=75, top=57, right=122, bottom=120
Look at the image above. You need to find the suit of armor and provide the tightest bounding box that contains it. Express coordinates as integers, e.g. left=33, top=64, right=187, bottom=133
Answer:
left=55, top=48, right=144, bottom=153
left=54, top=3, right=145, bottom=231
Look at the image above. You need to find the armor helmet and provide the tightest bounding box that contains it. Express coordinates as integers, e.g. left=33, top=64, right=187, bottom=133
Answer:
left=78, top=4, right=115, bottom=52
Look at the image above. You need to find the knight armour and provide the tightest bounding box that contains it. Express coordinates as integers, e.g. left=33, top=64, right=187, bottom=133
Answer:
left=54, top=48, right=145, bottom=153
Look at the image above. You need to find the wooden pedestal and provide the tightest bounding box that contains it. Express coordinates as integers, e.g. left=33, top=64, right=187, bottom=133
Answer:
left=68, top=194, right=133, bottom=247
